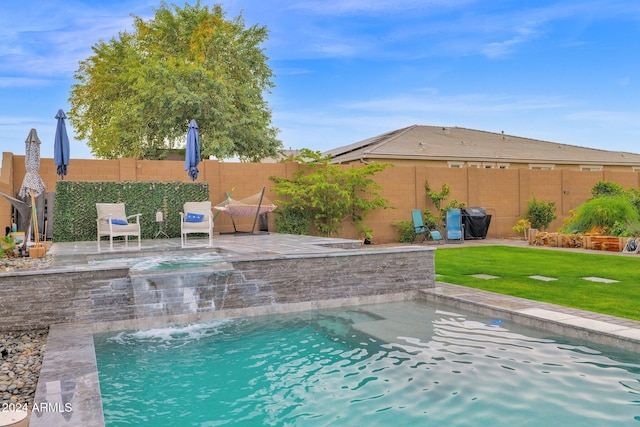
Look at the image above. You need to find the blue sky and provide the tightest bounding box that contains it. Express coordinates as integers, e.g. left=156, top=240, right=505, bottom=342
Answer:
left=1, top=0, right=639, bottom=159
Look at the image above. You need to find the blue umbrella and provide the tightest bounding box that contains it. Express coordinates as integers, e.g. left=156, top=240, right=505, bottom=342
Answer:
left=54, top=109, right=70, bottom=179
left=184, top=119, right=201, bottom=181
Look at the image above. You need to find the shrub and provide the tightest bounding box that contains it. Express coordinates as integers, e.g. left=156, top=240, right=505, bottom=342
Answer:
left=512, top=218, right=531, bottom=238
left=274, top=207, right=311, bottom=235
left=562, top=195, right=639, bottom=235
left=393, top=220, right=416, bottom=243
left=525, top=196, right=557, bottom=230
left=270, top=149, right=391, bottom=238
left=591, top=181, right=624, bottom=198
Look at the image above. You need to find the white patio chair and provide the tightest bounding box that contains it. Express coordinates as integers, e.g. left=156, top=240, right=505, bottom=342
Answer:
left=180, top=201, right=214, bottom=248
left=96, top=203, right=142, bottom=252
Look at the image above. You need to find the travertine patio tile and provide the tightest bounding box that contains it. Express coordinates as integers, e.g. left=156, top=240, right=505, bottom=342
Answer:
left=518, top=308, right=578, bottom=322
left=562, top=317, right=629, bottom=333
left=529, top=275, right=557, bottom=282
left=614, top=328, right=640, bottom=340
left=471, top=274, right=499, bottom=280
left=583, top=276, right=619, bottom=284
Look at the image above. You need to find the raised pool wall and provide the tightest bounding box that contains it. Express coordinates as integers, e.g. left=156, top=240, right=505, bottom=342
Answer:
left=0, top=247, right=435, bottom=332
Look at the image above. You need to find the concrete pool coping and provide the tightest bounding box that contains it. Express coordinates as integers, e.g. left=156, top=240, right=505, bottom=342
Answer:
left=26, top=235, right=640, bottom=426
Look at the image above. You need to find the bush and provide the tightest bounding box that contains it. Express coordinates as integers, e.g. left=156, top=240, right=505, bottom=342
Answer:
left=270, top=149, right=391, bottom=238
left=562, top=195, right=639, bottom=235
left=591, top=181, right=624, bottom=198
left=512, top=218, right=531, bottom=238
left=525, top=196, right=557, bottom=230
left=393, top=220, right=416, bottom=243
left=274, top=207, right=311, bottom=235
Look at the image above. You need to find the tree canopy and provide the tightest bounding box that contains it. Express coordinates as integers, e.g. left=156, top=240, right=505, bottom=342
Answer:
left=69, top=1, right=281, bottom=161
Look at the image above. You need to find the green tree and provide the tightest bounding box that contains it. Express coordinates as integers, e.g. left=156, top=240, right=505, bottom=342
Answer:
left=69, top=1, right=281, bottom=161
left=271, top=149, right=391, bottom=237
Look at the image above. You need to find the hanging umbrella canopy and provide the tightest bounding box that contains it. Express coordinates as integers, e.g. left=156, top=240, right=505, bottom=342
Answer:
left=184, top=119, right=201, bottom=181
left=18, top=128, right=46, bottom=198
left=54, top=109, right=70, bottom=179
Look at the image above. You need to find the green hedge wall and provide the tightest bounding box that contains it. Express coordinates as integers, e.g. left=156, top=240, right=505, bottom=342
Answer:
left=53, top=181, right=209, bottom=242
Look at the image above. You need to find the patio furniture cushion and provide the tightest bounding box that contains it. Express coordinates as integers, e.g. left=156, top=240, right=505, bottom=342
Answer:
left=185, top=212, right=205, bottom=223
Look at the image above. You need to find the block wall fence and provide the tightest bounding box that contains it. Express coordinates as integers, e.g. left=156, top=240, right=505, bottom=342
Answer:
left=2, top=151, right=639, bottom=243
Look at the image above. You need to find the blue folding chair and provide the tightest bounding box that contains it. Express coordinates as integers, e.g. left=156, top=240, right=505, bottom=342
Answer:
left=411, top=209, right=443, bottom=244
left=445, top=208, right=464, bottom=243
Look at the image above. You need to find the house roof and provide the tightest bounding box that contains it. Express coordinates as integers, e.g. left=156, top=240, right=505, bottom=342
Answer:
left=326, top=125, right=640, bottom=165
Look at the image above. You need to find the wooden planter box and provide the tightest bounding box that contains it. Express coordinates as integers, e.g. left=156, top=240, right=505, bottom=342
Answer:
left=584, top=236, right=624, bottom=252
left=530, top=232, right=625, bottom=252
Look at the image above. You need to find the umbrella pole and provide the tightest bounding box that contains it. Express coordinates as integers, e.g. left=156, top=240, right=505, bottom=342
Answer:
left=30, top=191, right=39, bottom=245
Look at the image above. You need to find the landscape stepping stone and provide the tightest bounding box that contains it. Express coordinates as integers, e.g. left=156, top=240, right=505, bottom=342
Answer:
left=582, top=277, right=619, bottom=284
left=529, top=275, right=557, bottom=282
left=471, top=274, right=499, bottom=280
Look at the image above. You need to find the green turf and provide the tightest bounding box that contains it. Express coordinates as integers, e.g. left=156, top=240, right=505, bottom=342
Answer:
left=434, top=245, right=640, bottom=321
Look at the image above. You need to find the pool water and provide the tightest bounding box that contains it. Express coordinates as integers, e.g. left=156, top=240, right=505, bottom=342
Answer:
left=88, top=251, right=229, bottom=272
left=94, top=301, right=640, bottom=426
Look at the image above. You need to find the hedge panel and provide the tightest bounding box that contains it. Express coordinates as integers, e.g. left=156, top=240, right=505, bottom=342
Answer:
left=53, top=181, right=209, bottom=242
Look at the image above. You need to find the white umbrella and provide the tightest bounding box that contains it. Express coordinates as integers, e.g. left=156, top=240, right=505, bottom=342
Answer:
left=18, top=129, right=46, bottom=248
left=18, top=129, right=46, bottom=198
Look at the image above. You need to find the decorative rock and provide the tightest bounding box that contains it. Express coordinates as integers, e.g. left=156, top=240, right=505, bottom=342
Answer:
left=0, top=330, right=47, bottom=406
left=0, top=250, right=53, bottom=272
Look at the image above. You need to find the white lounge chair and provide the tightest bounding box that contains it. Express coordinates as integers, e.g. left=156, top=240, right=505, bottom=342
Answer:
left=180, top=201, right=214, bottom=247
left=96, top=203, right=142, bottom=252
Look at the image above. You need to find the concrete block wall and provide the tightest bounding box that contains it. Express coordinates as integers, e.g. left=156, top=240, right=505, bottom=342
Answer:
left=2, top=151, right=640, bottom=242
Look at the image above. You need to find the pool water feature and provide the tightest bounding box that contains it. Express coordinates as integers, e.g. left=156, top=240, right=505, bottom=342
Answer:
left=88, top=251, right=230, bottom=272
left=94, top=300, right=640, bottom=426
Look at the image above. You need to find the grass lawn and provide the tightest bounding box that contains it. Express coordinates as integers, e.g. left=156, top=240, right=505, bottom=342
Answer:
left=435, top=245, right=640, bottom=321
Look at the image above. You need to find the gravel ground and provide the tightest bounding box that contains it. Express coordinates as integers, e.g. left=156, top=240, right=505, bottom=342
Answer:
left=0, top=330, right=47, bottom=407
left=0, top=249, right=53, bottom=409
left=0, top=250, right=53, bottom=273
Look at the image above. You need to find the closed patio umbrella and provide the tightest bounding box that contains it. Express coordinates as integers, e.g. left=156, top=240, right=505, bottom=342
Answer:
left=54, top=109, right=70, bottom=179
left=18, top=129, right=46, bottom=247
left=19, top=129, right=46, bottom=199
left=184, top=119, right=201, bottom=181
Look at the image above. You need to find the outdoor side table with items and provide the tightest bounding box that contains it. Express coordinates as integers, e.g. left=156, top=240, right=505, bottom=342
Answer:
left=154, top=211, right=169, bottom=239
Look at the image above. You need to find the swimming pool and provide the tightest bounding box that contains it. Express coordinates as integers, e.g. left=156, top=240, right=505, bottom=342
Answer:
left=94, top=300, right=640, bottom=426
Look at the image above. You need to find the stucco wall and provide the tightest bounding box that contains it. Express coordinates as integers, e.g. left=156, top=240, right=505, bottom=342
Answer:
left=1, top=152, right=639, bottom=242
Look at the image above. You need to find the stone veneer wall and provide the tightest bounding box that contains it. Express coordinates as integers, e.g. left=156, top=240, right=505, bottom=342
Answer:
left=0, top=249, right=434, bottom=331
